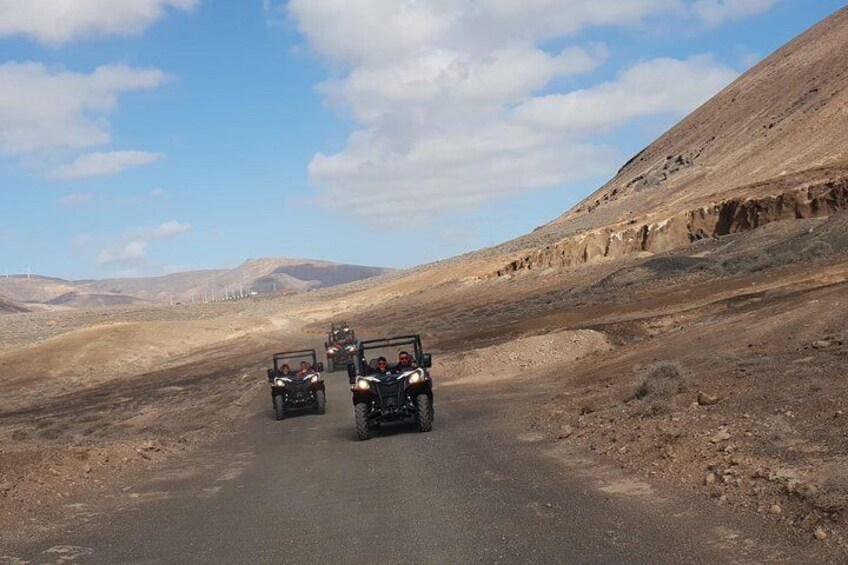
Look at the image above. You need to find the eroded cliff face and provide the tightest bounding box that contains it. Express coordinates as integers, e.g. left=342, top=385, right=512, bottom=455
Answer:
left=495, top=177, right=848, bottom=277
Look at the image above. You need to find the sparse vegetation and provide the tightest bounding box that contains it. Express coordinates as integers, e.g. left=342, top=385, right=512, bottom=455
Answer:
left=632, top=362, right=686, bottom=416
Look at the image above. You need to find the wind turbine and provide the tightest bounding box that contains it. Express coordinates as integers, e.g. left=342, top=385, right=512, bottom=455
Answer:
left=25, top=265, right=32, bottom=279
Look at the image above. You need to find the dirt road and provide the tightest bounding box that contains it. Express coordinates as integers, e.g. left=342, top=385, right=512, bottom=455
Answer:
left=2, top=367, right=834, bottom=564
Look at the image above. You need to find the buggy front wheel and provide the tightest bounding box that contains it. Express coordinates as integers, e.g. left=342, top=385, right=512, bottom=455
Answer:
left=274, top=395, right=286, bottom=420
left=354, top=402, right=371, bottom=440
left=315, top=389, right=326, bottom=414
left=416, top=394, right=433, bottom=432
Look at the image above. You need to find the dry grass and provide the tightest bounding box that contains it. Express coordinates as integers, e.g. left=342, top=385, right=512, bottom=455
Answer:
left=632, top=362, right=686, bottom=417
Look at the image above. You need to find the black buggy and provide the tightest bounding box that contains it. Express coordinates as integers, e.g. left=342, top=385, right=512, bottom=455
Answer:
left=324, top=321, right=358, bottom=372
left=266, top=350, right=326, bottom=420
left=346, top=335, right=434, bottom=440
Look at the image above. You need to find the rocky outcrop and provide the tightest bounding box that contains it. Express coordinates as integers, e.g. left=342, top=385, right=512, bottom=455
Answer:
left=496, top=177, right=848, bottom=276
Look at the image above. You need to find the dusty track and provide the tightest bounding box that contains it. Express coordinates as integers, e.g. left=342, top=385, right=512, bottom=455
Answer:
left=2, top=368, right=838, bottom=564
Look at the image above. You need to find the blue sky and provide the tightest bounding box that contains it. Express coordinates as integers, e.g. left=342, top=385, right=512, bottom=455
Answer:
left=0, top=0, right=843, bottom=280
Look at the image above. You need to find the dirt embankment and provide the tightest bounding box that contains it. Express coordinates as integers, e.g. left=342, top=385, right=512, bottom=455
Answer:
left=497, top=176, right=848, bottom=276
left=438, top=329, right=612, bottom=386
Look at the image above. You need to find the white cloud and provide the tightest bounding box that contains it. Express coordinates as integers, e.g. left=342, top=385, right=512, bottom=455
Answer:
left=150, top=221, right=191, bottom=239
left=0, top=63, right=166, bottom=156
left=289, top=0, right=681, bottom=66
left=291, top=2, right=744, bottom=219
left=0, top=0, right=197, bottom=45
left=692, top=0, right=779, bottom=27
left=98, top=240, right=148, bottom=266
left=57, top=192, right=94, bottom=206
left=515, top=56, right=738, bottom=134
left=50, top=151, right=165, bottom=180
left=150, top=188, right=168, bottom=198
left=96, top=220, right=190, bottom=267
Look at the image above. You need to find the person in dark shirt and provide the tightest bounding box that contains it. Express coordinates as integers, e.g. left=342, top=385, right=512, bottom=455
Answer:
left=397, top=351, right=415, bottom=370
left=374, top=356, right=389, bottom=374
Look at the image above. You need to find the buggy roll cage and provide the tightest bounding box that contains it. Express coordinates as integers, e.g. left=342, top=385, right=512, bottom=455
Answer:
left=350, top=335, right=431, bottom=377
left=272, top=349, right=321, bottom=373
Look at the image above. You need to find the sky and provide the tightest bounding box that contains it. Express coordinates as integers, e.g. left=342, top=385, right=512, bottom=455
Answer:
left=0, top=0, right=844, bottom=280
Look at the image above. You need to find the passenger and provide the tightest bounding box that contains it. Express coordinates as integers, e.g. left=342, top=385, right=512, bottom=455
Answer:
left=279, top=363, right=292, bottom=376
left=397, top=351, right=415, bottom=370
left=297, top=361, right=315, bottom=377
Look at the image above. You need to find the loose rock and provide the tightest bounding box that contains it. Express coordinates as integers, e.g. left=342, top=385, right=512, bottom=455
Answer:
left=710, top=430, right=732, bottom=444
left=697, top=392, right=721, bottom=406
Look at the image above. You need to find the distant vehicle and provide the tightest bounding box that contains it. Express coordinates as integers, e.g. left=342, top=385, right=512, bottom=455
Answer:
left=324, top=321, right=358, bottom=372
left=266, top=350, right=326, bottom=420
left=347, top=335, right=434, bottom=440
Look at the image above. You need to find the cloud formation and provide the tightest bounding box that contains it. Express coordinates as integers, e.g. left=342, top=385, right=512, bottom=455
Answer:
left=0, top=0, right=197, bottom=44
left=0, top=63, right=166, bottom=156
left=98, top=240, right=148, bottom=266
left=97, top=221, right=191, bottom=267
left=291, top=1, right=746, bottom=218
left=693, top=0, right=779, bottom=27
left=51, top=151, right=166, bottom=180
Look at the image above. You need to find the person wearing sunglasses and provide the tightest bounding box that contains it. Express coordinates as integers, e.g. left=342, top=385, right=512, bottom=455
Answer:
left=374, top=356, right=389, bottom=374
left=397, top=351, right=415, bottom=370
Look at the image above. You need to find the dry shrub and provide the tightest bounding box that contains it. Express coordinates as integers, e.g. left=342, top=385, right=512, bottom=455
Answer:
left=632, top=362, right=686, bottom=417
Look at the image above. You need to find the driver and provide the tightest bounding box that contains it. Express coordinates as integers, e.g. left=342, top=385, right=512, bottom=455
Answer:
left=397, top=351, right=415, bottom=370
left=375, top=356, right=389, bottom=374
left=279, top=363, right=292, bottom=376
left=297, top=361, right=315, bottom=377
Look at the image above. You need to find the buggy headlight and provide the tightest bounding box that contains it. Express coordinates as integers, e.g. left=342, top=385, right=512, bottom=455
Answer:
left=311, top=374, right=320, bottom=383
left=274, top=378, right=285, bottom=387
left=356, top=379, right=370, bottom=390
left=327, top=347, right=338, bottom=354
left=408, top=369, right=424, bottom=384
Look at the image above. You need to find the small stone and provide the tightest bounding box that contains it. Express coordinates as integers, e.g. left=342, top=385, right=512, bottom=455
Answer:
left=812, top=341, right=831, bottom=349
left=770, top=504, right=782, bottom=515
left=83, top=465, right=92, bottom=474
left=797, top=484, right=819, bottom=499
left=558, top=425, right=574, bottom=439
left=705, top=472, right=717, bottom=486
left=698, top=392, right=721, bottom=406
left=128, top=493, right=140, bottom=499
left=835, top=410, right=844, bottom=418
left=711, top=430, right=732, bottom=444
left=814, top=527, right=828, bottom=541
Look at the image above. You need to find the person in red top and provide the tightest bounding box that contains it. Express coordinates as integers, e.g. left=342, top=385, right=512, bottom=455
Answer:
left=297, top=361, right=315, bottom=377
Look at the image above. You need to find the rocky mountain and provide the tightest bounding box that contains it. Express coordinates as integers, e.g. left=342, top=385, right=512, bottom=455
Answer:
left=0, top=258, right=392, bottom=309
left=496, top=7, right=848, bottom=274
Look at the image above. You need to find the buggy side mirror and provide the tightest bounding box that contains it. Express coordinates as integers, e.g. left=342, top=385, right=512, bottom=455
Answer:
left=267, top=369, right=275, bottom=382
left=422, top=354, right=432, bottom=368
left=316, top=362, right=324, bottom=373
left=346, top=362, right=357, bottom=383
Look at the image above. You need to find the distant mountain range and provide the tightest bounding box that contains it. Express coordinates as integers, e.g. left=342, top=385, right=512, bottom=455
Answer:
left=0, top=258, right=392, bottom=311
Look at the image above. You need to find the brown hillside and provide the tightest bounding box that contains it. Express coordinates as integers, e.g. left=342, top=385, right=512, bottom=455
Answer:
left=0, top=293, right=27, bottom=314
left=500, top=7, right=848, bottom=268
